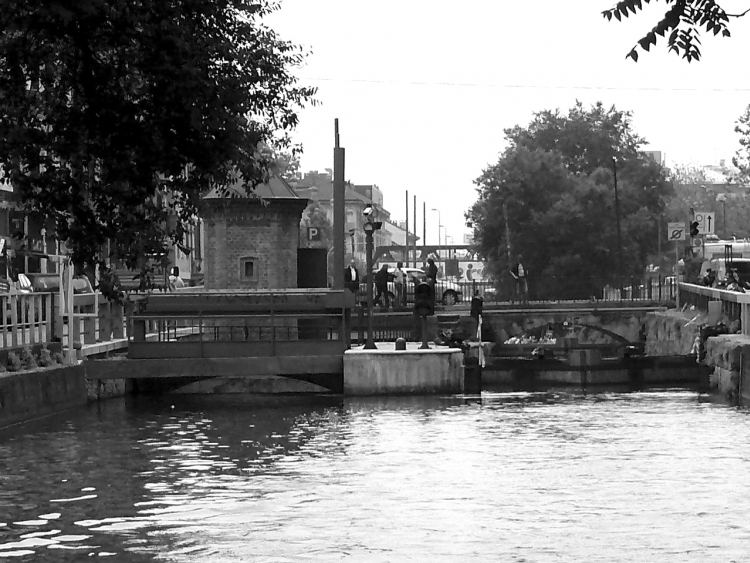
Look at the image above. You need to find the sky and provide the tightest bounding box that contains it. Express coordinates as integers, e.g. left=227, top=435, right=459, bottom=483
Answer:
left=267, top=0, right=750, bottom=245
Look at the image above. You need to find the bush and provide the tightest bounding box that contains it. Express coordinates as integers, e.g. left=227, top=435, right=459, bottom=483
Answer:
left=19, top=347, right=38, bottom=370
left=38, top=346, right=55, bottom=367
left=7, top=352, right=22, bottom=372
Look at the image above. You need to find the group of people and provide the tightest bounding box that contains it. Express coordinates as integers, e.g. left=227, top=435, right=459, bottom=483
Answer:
left=344, top=257, right=441, bottom=311
left=702, top=267, right=749, bottom=292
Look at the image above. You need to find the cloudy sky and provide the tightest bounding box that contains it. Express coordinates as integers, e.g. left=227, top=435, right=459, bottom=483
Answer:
left=268, top=0, right=750, bottom=245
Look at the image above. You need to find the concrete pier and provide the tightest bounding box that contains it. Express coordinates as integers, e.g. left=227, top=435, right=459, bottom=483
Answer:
left=343, top=343, right=465, bottom=396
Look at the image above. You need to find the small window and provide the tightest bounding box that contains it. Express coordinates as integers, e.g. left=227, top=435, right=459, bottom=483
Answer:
left=239, top=256, right=259, bottom=282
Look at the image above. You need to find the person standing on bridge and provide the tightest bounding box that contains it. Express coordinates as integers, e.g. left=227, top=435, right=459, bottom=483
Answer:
left=344, top=259, right=360, bottom=297
left=510, top=254, right=528, bottom=304
left=394, top=262, right=406, bottom=309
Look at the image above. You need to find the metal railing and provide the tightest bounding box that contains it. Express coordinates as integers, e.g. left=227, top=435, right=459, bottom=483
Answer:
left=602, top=276, right=677, bottom=302
left=128, top=311, right=349, bottom=359
left=351, top=308, right=415, bottom=344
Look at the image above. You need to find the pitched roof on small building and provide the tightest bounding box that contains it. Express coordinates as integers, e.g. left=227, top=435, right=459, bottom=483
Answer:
left=204, top=173, right=301, bottom=200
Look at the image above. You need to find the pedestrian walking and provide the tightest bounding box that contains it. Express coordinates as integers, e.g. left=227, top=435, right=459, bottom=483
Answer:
left=394, top=261, right=406, bottom=309
left=373, top=264, right=390, bottom=310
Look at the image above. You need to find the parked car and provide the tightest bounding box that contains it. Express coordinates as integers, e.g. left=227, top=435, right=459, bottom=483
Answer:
left=362, top=266, right=462, bottom=306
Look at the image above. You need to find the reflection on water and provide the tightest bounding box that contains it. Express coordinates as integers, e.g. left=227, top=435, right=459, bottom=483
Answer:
left=1, top=389, right=750, bottom=562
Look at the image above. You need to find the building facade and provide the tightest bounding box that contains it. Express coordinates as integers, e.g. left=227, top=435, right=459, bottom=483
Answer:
left=201, top=175, right=308, bottom=290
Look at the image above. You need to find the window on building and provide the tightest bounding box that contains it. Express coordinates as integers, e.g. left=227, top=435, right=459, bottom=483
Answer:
left=239, top=256, right=259, bottom=282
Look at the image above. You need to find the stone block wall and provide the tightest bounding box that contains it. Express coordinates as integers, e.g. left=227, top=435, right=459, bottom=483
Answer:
left=0, top=365, right=87, bottom=429
left=644, top=310, right=701, bottom=356
left=202, top=199, right=308, bottom=290
left=486, top=310, right=645, bottom=346
left=703, top=334, right=750, bottom=400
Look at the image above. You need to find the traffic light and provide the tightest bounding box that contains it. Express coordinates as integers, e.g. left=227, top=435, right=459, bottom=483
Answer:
left=690, top=221, right=699, bottom=237
left=414, top=282, right=434, bottom=317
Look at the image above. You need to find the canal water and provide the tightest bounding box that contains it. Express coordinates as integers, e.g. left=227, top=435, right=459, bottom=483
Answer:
left=1, top=389, right=749, bottom=562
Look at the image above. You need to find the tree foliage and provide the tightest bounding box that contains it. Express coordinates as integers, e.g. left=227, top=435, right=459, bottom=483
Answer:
left=299, top=200, right=332, bottom=249
left=602, top=0, right=748, bottom=62
left=733, top=104, right=750, bottom=183
left=467, top=102, right=673, bottom=300
left=665, top=164, right=750, bottom=241
left=0, top=0, right=315, bottom=281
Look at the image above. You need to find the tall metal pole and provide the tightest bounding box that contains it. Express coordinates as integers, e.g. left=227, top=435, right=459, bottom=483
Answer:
left=612, top=157, right=624, bottom=297
left=502, top=203, right=512, bottom=264
left=413, top=195, right=417, bottom=267
left=405, top=190, right=410, bottom=267
left=333, top=119, right=345, bottom=290
left=364, top=227, right=376, bottom=349
left=431, top=208, right=441, bottom=262
left=422, top=202, right=426, bottom=265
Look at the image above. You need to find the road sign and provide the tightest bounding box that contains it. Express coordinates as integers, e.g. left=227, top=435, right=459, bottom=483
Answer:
left=307, top=227, right=320, bottom=241
left=667, top=222, right=686, bottom=241
left=694, top=211, right=715, bottom=235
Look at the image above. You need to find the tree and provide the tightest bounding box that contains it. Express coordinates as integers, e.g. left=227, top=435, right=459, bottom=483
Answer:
left=665, top=164, right=750, bottom=241
left=467, top=102, right=673, bottom=300
left=0, top=0, right=316, bottom=286
left=602, top=0, right=749, bottom=62
left=300, top=200, right=333, bottom=250
left=733, top=104, right=750, bottom=182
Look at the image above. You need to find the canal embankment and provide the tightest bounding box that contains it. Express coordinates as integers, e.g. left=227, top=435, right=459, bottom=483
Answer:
left=645, top=308, right=750, bottom=403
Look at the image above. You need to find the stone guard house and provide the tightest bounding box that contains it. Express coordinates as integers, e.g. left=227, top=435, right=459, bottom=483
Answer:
left=201, top=175, right=309, bottom=290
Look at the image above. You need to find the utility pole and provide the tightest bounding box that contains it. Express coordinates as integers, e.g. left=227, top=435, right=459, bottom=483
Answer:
left=333, top=119, right=345, bottom=290
left=413, top=195, right=417, bottom=267
left=422, top=202, right=426, bottom=266
left=612, top=157, right=624, bottom=297
left=405, top=190, right=410, bottom=268
left=502, top=203, right=512, bottom=264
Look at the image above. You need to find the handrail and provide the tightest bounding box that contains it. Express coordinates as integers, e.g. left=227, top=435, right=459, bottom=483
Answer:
left=679, top=282, right=750, bottom=304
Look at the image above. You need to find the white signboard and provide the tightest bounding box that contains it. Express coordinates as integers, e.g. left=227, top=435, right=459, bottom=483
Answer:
left=694, top=211, right=715, bottom=235
left=667, top=222, right=686, bottom=241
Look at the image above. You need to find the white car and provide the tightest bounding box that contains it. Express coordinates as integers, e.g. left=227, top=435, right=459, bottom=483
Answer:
left=367, top=266, right=463, bottom=306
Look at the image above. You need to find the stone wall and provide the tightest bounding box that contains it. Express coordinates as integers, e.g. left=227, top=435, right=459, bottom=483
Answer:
left=202, top=199, right=308, bottom=290
left=344, top=347, right=464, bottom=395
left=644, top=310, right=701, bottom=356
left=703, top=334, right=750, bottom=400
left=0, top=365, right=87, bottom=429
left=486, top=310, right=646, bottom=345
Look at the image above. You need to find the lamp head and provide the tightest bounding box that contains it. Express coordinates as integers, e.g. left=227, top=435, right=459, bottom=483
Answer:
left=363, top=204, right=374, bottom=217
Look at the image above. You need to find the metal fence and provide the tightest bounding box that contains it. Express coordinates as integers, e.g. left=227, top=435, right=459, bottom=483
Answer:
left=601, top=276, right=677, bottom=302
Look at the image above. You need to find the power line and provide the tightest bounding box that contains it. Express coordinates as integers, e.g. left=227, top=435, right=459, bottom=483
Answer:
left=300, top=76, right=750, bottom=93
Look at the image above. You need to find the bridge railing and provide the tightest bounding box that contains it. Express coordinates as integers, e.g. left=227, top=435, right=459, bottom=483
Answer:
left=127, top=289, right=355, bottom=359
left=602, top=276, right=677, bottom=302
left=128, top=312, right=349, bottom=359
left=678, top=282, right=750, bottom=335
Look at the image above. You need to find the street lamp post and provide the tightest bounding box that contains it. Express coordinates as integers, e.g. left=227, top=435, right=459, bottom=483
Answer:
left=612, top=157, right=624, bottom=297
left=362, top=204, right=382, bottom=350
